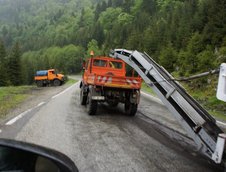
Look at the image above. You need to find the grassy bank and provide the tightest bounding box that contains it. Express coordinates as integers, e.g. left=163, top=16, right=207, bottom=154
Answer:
left=0, top=78, right=77, bottom=118
left=141, top=83, right=157, bottom=96
left=141, top=80, right=226, bottom=121
left=65, top=78, right=77, bottom=85
left=0, top=86, right=34, bottom=118
left=184, top=79, right=226, bottom=121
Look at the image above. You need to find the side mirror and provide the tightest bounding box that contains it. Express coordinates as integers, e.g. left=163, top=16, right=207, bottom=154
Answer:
left=0, top=139, right=78, bottom=172
left=217, top=63, right=226, bottom=102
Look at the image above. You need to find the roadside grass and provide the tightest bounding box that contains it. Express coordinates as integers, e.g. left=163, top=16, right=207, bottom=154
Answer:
left=209, top=110, right=226, bottom=121
left=0, top=86, right=34, bottom=118
left=141, top=82, right=157, bottom=96
left=0, top=79, right=78, bottom=119
left=65, top=78, right=78, bottom=85
left=141, top=80, right=226, bottom=122
left=184, top=83, right=226, bottom=121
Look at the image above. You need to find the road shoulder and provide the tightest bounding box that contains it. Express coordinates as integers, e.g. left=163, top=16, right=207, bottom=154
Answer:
left=140, top=90, right=226, bottom=132
left=0, top=82, right=76, bottom=126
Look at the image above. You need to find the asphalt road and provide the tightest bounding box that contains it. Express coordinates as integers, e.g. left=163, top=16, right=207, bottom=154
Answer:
left=0, top=81, right=224, bottom=171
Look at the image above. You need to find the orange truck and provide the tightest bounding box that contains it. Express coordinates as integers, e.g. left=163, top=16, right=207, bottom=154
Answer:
left=80, top=55, right=142, bottom=116
left=34, top=69, right=65, bottom=87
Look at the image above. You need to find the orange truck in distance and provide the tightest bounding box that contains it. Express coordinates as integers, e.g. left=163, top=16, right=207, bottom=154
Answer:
left=34, top=69, right=65, bottom=87
left=80, top=55, right=142, bottom=116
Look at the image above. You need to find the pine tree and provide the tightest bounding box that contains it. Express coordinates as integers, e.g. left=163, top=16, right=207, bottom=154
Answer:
left=186, top=32, right=204, bottom=73
left=8, top=42, right=22, bottom=86
left=141, top=0, right=156, bottom=15
left=92, top=22, right=105, bottom=47
left=107, top=0, right=112, bottom=7
left=203, top=0, right=226, bottom=46
left=0, top=40, right=8, bottom=86
left=159, top=43, right=177, bottom=72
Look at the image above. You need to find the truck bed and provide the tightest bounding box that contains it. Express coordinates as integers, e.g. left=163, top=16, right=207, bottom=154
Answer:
left=85, top=73, right=142, bottom=89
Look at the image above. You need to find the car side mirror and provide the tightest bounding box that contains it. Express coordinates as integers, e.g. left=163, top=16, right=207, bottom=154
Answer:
left=0, top=139, right=78, bottom=172
left=217, top=63, right=226, bottom=102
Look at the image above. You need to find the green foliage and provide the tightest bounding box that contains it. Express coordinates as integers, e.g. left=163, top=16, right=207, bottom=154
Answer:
left=91, top=22, right=105, bottom=47
left=21, top=44, right=85, bottom=84
left=99, top=7, right=122, bottom=31
left=202, top=0, right=226, bottom=46
left=0, top=0, right=224, bottom=117
left=130, top=0, right=143, bottom=15
left=8, top=42, right=22, bottom=86
left=180, top=32, right=205, bottom=74
left=0, top=85, right=33, bottom=117
left=159, top=43, right=177, bottom=72
left=0, top=0, right=225, bottom=87
left=183, top=74, right=226, bottom=116
left=65, top=78, right=77, bottom=85
left=141, top=82, right=157, bottom=97
left=87, top=39, right=102, bottom=57
left=218, top=46, right=226, bottom=65
left=0, top=40, right=8, bottom=86
left=197, top=46, right=215, bottom=72
left=117, top=12, right=134, bottom=25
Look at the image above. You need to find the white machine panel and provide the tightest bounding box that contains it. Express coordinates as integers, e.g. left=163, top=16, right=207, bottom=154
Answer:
left=217, top=63, right=226, bottom=102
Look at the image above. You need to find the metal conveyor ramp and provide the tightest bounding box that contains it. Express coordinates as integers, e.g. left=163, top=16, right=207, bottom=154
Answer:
left=111, top=49, right=226, bottom=164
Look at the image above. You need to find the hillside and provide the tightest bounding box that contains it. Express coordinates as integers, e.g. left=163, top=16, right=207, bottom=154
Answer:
left=0, top=0, right=225, bottom=85
left=0, top=0, right=225, bottom=116
left=0, top=0, right=225, bottom=71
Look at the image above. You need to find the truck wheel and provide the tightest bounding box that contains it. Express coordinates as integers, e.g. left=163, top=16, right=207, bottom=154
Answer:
left=53, top=79, right=61, bottom=86
left=80, top=87, right=87, bottom=105
left=125, top=102, right=137, bottom=116
left=36, top=81, right=43, bottom=87
left=86, top=92, right=97, bottom=115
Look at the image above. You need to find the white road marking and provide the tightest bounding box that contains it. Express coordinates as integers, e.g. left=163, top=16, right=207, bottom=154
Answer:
left=5, top=102, right=46, bottom=125
left=37, top=102, right=45, bottom=107
left=6, top=108, right=32, bottom=125
left=5, top=101, right=46, bottom=125
left=51, top=83, right=77, bottom=99
left=4, top=83, right=79, bottom=126
left=0, top=129, right=2, bottom=133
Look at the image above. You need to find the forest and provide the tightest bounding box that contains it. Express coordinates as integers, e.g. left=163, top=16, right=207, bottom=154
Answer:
left=0, top=0, right=225, bottom=85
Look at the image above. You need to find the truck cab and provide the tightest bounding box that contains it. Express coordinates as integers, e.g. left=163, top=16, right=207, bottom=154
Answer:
left=83, top=57, right=126, bottom=83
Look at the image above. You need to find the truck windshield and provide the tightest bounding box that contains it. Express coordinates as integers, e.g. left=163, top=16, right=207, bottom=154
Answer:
left=93, top=59, right=107, bottom=67
left=49, top=70, right=55, bottom=74
left=109, top=61, right=122, bottom=69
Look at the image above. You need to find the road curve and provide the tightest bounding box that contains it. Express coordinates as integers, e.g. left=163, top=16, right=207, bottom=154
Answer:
left=0, top=81, right=223, bottom=171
